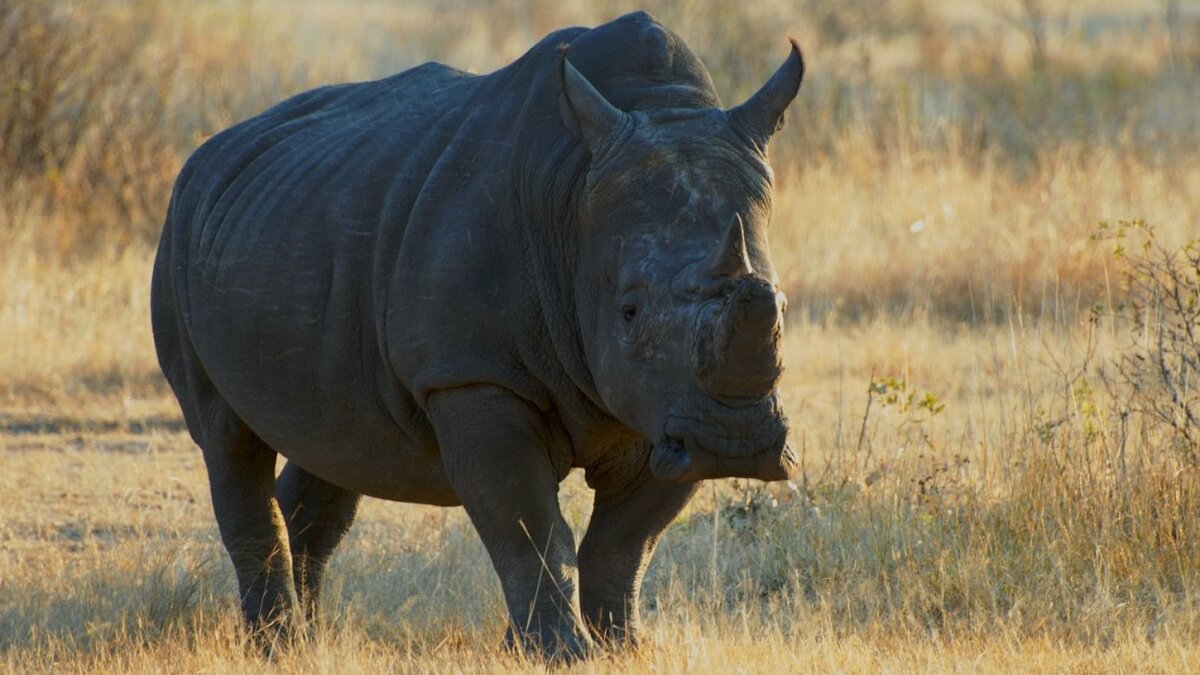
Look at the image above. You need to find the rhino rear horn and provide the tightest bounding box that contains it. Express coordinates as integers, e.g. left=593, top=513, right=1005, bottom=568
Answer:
left=728, top=39, right=805, bottom=149
left=559, top=46, right=628, bottom=155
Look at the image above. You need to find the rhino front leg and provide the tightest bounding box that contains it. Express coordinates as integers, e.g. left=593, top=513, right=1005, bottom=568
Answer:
left=428, top=385, right=592, bottom=660
left=578, top=468, right=696, bottom=646
left=276, top=461, right=361, bottom=626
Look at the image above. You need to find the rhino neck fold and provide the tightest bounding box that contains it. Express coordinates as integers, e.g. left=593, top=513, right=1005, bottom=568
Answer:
left=507, top=58, right=610, bottom=427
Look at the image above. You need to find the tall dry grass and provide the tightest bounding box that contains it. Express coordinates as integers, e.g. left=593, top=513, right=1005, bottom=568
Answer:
left=2, top=0, right=1200, bottom=671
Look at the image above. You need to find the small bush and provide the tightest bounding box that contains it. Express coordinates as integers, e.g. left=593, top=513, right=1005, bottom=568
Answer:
left=1097, top=220, right=1200, bottom=458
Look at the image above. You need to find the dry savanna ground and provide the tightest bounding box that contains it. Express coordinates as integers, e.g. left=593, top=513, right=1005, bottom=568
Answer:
left=3, top=0, right=1200, bottom=672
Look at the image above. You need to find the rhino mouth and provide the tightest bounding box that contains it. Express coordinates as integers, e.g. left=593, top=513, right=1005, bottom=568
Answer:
left=648, top=396, right=795, bottom=483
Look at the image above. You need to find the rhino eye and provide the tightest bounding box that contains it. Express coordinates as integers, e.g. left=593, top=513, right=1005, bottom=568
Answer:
left=621, top=304, right=638, bottom=323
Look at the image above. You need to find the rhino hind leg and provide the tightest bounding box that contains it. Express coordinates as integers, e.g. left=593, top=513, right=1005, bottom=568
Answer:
left=276, top=461, right=361, bottom=625
left=153, top=260, right=298, bottom=648
left=198, top=420, right=300, bottom=648
left=169, top=355, right=300, bottom=646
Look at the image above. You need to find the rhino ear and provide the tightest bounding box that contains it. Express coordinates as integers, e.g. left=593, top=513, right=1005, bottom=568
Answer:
left=728, top=39, right=805, bottom=149
left=559, top=47, right=627, bottom=155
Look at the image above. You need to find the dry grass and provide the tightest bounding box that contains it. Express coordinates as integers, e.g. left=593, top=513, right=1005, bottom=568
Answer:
left=3, top=0, right=1200, bottom=672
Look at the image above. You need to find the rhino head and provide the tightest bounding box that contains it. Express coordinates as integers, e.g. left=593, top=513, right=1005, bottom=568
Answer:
left=561, top=41, right=804, bottom=483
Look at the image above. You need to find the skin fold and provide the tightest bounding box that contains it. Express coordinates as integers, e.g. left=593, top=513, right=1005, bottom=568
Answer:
left=151, top=11, right=803, bottom=660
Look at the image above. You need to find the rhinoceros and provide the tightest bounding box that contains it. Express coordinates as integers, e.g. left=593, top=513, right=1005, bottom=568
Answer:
left=151, top=11, right=803, bottom=658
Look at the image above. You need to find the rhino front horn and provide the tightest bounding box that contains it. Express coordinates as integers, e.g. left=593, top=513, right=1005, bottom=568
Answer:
left=728, top=39, right=805, bottom=148
left=707, top=214, right=754, bottom=279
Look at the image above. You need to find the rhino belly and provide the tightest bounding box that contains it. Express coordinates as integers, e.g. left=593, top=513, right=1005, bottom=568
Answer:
left=179, top=225, right=458, bottom=505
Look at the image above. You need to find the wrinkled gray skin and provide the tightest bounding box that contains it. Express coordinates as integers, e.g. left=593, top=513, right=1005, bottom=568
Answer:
left=151, top=12, right=803, bottom=659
